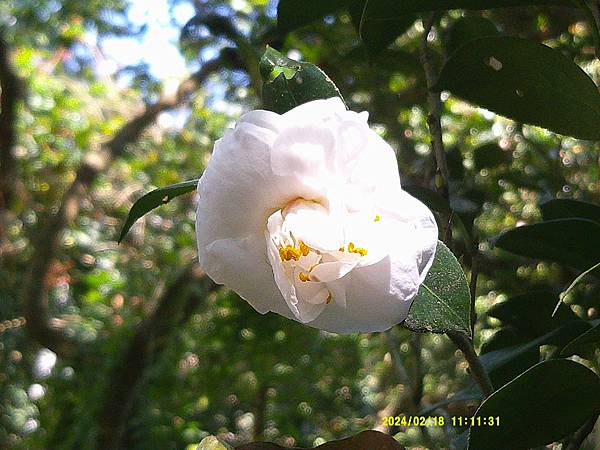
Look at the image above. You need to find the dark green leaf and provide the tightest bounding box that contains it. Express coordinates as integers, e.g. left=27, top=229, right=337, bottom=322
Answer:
left=434, top=37, right=600, bottom=140
left=541, top=198, right=600, bottom=224
left=472, top=143, right=509, bottom=170
left=276, top=0, right=348, bottom=33
left=118, top=179, right=198, bottom=243
left=494, top=218, right=600, bottom=271
left=480, top=320, right=591, bottom=387
left=260, top=47, right=344, bottom=115
left=348, top=1, right=416, bottom=55
left=561, top=321, right=600, bottom=358
left=468, top=359, right=600, bottom=450
left=447, top=17, right=500, bottom=55
left=403, top=241, right=471, bottom=336
left=486, top=291, right=579, bottom=337
left=236, top=430, right=405, bottom=449
left=277, top=0, right=570, bottom=35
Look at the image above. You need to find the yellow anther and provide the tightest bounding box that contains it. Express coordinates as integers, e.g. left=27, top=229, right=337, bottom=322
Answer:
left=299, top=272, right=310, bottom=282
left=326, top=293, right=332, bottom=304
left=299, top=240, right=310, bottom=256
left=338, top=246, right=344, bottom=252
left=347, top=242, right=368, bottom=256
left=279, top=245, right=301, bottom=261
left=374, top=214, right=380, bottom=222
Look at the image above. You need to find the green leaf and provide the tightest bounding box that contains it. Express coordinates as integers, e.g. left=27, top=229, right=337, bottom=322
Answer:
left=447, top=17, right=500, bottom=55
left=486, top=291, right=580, bottom=337
left=434, top=36, right=600, bottom=140
left=479, top=320, right=591, bottom=387
left=118, top=179, right=198, bottom=243
left=348, top=1, right=416, bottom=55
left=403, top=241, right=471, bottom=336
left=472, top=143, right=509, bottom=170
left=541, top=198, right=600, bottom=224
left=468, top=359, right=600, bottom=450
left=235, top=430, right=406, bottom=449
left=494, top=218, right=600, bottom=271
left=561, top=321, right=600, bottom=358
left=260, top=47, right=344, bottom=115
left=276, top=0, right=349, bottom=33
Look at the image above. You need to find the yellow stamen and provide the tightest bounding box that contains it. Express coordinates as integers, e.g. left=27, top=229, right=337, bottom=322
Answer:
left=374, top=214, right=380, bottom=222
left=347, top=242, right=368, bottom=256
left=299, top=272, right=310, bottom=282
left=279, top=245, right=302, bottom=261
left=326, top=292, right=332, bottom=304
left=299, top=240, right=309, bottom=256
left=338, top=246, right=344, bottom=252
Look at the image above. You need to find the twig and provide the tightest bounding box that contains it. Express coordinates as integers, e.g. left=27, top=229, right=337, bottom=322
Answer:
left=22, top=58, right=224, bottom=358
left=0, top=33, right=22, bottom=210
left=447, top=331, right=494, bottom=399
left=469, top=237, right=480, bottom=335
left=95, top=265, right=217, bottom=450
left=418, top=13, right=450, bottom=202
left=565, top=411, right=599, bottom=450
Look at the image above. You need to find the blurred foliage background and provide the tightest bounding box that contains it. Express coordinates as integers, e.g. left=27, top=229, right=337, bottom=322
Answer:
left=0, top=0, right=599, bottom=449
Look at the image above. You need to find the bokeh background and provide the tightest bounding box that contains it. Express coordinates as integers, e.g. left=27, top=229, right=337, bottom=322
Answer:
left=1, top=0, right=599, bottom=449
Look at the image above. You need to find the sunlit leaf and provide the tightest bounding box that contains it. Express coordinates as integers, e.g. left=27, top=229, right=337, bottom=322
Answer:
left=259, top=47, right=344, bottom=114
left=118, top=179, right=198, bottom=243
left=434, top=37, right=600, bottom=140
left=403, top=241, right=471, bottom=336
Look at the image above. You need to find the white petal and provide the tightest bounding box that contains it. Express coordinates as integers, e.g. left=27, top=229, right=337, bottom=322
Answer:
left=281, top=97, right=347, bottom=124
left=310, top=259, right=359, bottom=283
left=196, top=112, right=323, bottom=247
left=199, top=232, right=295, bottom=321
left=281, top=199, right=343, bottom=252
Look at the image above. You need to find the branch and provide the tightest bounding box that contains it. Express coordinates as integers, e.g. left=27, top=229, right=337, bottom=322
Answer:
left=418, top=13, right=450, bottom=202
left=447, top=331, right=494, bottom=399
left=565, top=411, right=599, bottom=450
left=95, top=265, right=217, bottom=450
left=0, top=33, right=22, bottom=210
left=22, top=59, right=223, bottom=358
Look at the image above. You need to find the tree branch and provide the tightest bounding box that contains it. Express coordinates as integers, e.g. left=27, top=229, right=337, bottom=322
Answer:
left=22, top=59, right=223, bottom=358
left=447, top=331, right=494, bottom=399
left=418, top=13, right=450, bottom=202
left=95, top=265, right=217, bottom=450
left=0, top=33, right=22, bottom=210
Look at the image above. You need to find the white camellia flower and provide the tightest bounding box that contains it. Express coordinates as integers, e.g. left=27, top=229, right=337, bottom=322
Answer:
left=196, top=98, right=438, bottom=333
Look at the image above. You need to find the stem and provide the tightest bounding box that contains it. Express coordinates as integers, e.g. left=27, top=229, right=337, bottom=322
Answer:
left=469, top=237, right=480, bottom=335
left=565, top=411, right=599, bottom=450
left=447, top=331, right=494, bottom=399
left=419, top=12, right=450, bottom=202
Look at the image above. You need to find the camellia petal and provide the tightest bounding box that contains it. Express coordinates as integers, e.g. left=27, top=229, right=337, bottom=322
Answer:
left=196, top=98, right=438, bottom=334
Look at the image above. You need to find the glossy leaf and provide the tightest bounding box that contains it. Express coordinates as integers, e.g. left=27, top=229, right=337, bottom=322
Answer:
left=118, top=179, right=198, bottom=243
left=276, top=0, right=348, bottom=33
left=468, top=359, right=600, bottom=450
left=480, top=320, right=591, bottom=387
left=494, top=218, right=600, bottom=271
left=541, top=198, right=600, bottom=224
left=260, top=47, right=344, bottom=115
left=403, top=241, right=471, bottom=336
left=447, top=17, right=500, bottom=55
left=236, top=430, right=405, bottom=450
left=561, top=321, right=600, bottom=358
left=434, top=37, right=600, bottom=140
left=348, top=1, right=416, bottom=54
left=486, top=291, right=579, bottom=337
left=278, top=0, right=570, bottom=34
